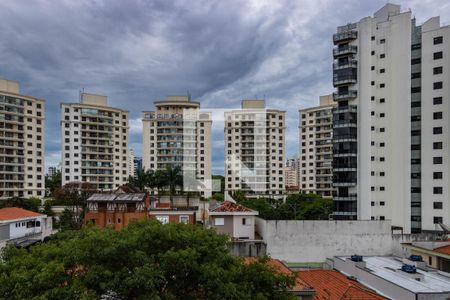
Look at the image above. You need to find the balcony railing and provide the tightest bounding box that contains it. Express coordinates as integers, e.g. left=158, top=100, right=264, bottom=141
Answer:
left=333, top=45, right=357, bottom=57
left=332, top=91, right=357, bottom=101
left=333, top=74, right=357, bottom=86
left=333, top=60, right=357, bottom=70
left=333, top=30, right=357, bottom=44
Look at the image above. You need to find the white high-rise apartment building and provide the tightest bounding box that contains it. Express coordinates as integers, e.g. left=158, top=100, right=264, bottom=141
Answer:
left=299, top=95, right=336, bottom=197
left=225, top=100, right=285, bottom=198
left=332, top=3, right=450, bottom=233
left=142, top=96, right=212, bottom=198
left=0, top=79, right=45, bottom=199
left=61, top=93, right=129, bottom=191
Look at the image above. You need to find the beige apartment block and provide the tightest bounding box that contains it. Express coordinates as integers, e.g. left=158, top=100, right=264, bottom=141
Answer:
left=61, top=93, right=129, bottom=191
left=225, top=100, right=285, bottom=198
left=299, top=95, right=335, bottom=197
left=142, top=96, right=212, bottom=198
left=0, top=79, right=45, bottom=199
left=284, top=157, right=299, bottom=191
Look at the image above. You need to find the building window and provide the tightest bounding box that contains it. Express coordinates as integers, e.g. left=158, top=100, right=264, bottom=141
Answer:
left=215, top=218, right=224, bottom=226
left=434, top=172, right=443, bottom=179
left=380, top=216, right=385, bottom=220
left=434, top=217, right=443, bottom=224
left=242, top=218, right=252, bottom=226
left=434, top=66, right=443, bottom=75
left=434, top=52, right=443, bottom=60
left=380, top=39, right=385, bottom=44
left=433, top=127, right=443, bottom=134
left=433, top=157, right=443, bottom=164
left=433, top=112, right=443, bottom=119
left=434, top=202, right=443, bottom=209
left=179, top=215, right=189, bottom=224
left=380, top=54, right=385, bottom=59
left=411, top=58, right=421, bottom=65
left=433, top=187, right=443, bottom=194
left=433, top=142, right=443, bottom=149
left=434, top=82, right=443, bottom=90
left=434, top=36, right=443, bottom=45
left=434, top=97, right=443, bottom=105
left=156, top=216, right=169, bottom=224
left=411, top=72, right=421, bottom=79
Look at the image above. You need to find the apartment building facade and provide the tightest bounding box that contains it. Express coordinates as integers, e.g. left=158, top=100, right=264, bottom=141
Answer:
left=284, top=157, right=299, bottom=191
left=299, top=95, right=336, bottom=197
left=225, top=100, right=285, bottom=198
left=332, top=3, right=450, bottom=233
left=61, top=93, right=129, bottom=191
left=0, top=79, right=45, bottom=199
left=142, top=96, right=212, bottom=198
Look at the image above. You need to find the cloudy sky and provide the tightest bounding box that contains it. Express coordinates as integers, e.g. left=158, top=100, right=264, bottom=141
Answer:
left=1, top=0, right=449, bottom=175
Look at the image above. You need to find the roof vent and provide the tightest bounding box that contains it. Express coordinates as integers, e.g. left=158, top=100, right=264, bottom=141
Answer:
left=401, top=264, right=417, bottom=274
left=351, top=255, right=363, bottom=262
left=409, top=255, right=423, bottom=262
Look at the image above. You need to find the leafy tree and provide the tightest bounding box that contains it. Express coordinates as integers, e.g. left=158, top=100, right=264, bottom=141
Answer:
left=0, top=220, right=295, bottom=299
left=0, top=197, right=41, bottom=212
left=45, top=170, right=62, bottom=197
left=236, top=193, right=332, bottom=220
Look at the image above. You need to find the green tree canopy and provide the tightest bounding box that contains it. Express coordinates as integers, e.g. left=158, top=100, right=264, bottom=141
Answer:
left=237, top=193, right=332, bottom=220
left=0, top=221, right=295, bottom=299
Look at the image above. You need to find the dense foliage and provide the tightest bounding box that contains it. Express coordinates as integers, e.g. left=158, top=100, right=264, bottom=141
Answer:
left=0, top=221, right=295, bottom=299
left=0, top=197, right=41, bottom=212
left=45, top=170, right=62, bottom=197
left=237, top=192, right=332, bottom=220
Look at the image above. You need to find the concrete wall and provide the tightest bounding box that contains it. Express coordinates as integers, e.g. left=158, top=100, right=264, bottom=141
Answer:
left=256, top=218, right=438, bottom=262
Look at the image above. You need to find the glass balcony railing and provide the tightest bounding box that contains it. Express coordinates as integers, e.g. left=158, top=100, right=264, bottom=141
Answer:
left=333, top=30, right=357, bottom=44
left=332, top=91, right=357, bottom=101
left=333, top=45, right=357, bottom=57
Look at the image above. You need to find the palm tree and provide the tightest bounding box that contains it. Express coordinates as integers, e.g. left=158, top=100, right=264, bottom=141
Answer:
left=153, top=169, right=166, bottom=202
left=164, top=165, right=183, bottom=207
left=128, top=168, right=150, bottom=192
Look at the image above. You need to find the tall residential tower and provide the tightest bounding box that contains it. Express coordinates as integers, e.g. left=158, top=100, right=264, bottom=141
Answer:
left=225, top=100, right=285, bottom=198
left=332, top=3, right=450, bottom=233
left=61, top=93, right=129, bottom=191
left=299, top=95, right=336, bottom=197
left=142, top=96, right=212, bottom=198
left=0, top=79, right=45, bottom=199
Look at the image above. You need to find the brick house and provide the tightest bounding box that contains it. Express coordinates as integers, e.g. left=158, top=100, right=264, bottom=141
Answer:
left=85, top=193, right=150, bottom=230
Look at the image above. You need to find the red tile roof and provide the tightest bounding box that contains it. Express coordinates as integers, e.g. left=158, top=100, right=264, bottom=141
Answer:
left=243, top=258, right=312, bottom=292
left=211, top=201, right=253, bottom=212
left=434, top=245, right=450, bottom=255
left=297, top=270, right=386, bottom=300
left=0, top=207, right=43, bottom=221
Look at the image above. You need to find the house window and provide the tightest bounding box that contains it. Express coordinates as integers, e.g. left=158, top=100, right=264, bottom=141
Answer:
left=242, top=218, right=252, bottom=226
left=156, top=216, right=169, bottom=224
left=179, top=215, right=189, bottom=224
left=215, top=218, right=225, bottom=226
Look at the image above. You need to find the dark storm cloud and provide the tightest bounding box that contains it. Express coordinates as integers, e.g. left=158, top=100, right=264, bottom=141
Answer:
left=0, top=0, right=448, bottom=173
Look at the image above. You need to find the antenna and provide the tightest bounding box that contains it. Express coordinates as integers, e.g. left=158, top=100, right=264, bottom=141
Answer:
left=187, top=90, right=191, bottom=100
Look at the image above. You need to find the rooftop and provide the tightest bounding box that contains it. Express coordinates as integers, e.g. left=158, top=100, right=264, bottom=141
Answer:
left=0, top=207, right=44, bottom=221
left=434, top=245, right=450, bottom=255
left=297, top=269, right=386, bottom=300
left=336, top=256, right=450, bottom=294
left=87, top=193, right=147, bottom=202
left=209, top=201, right=256, bottom=213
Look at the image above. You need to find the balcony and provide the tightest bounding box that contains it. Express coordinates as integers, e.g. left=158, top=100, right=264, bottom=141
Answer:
left=333, top=45, right=357, bottom=58
left=333, top=74, right=357, bottom=87
left=333, top=60, right=357, bottom=70
left=333, top=103, right=358, bottom=114
left=333, top=30, right=357, bottom=44
left=333, top=91, right=357, bottom=101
